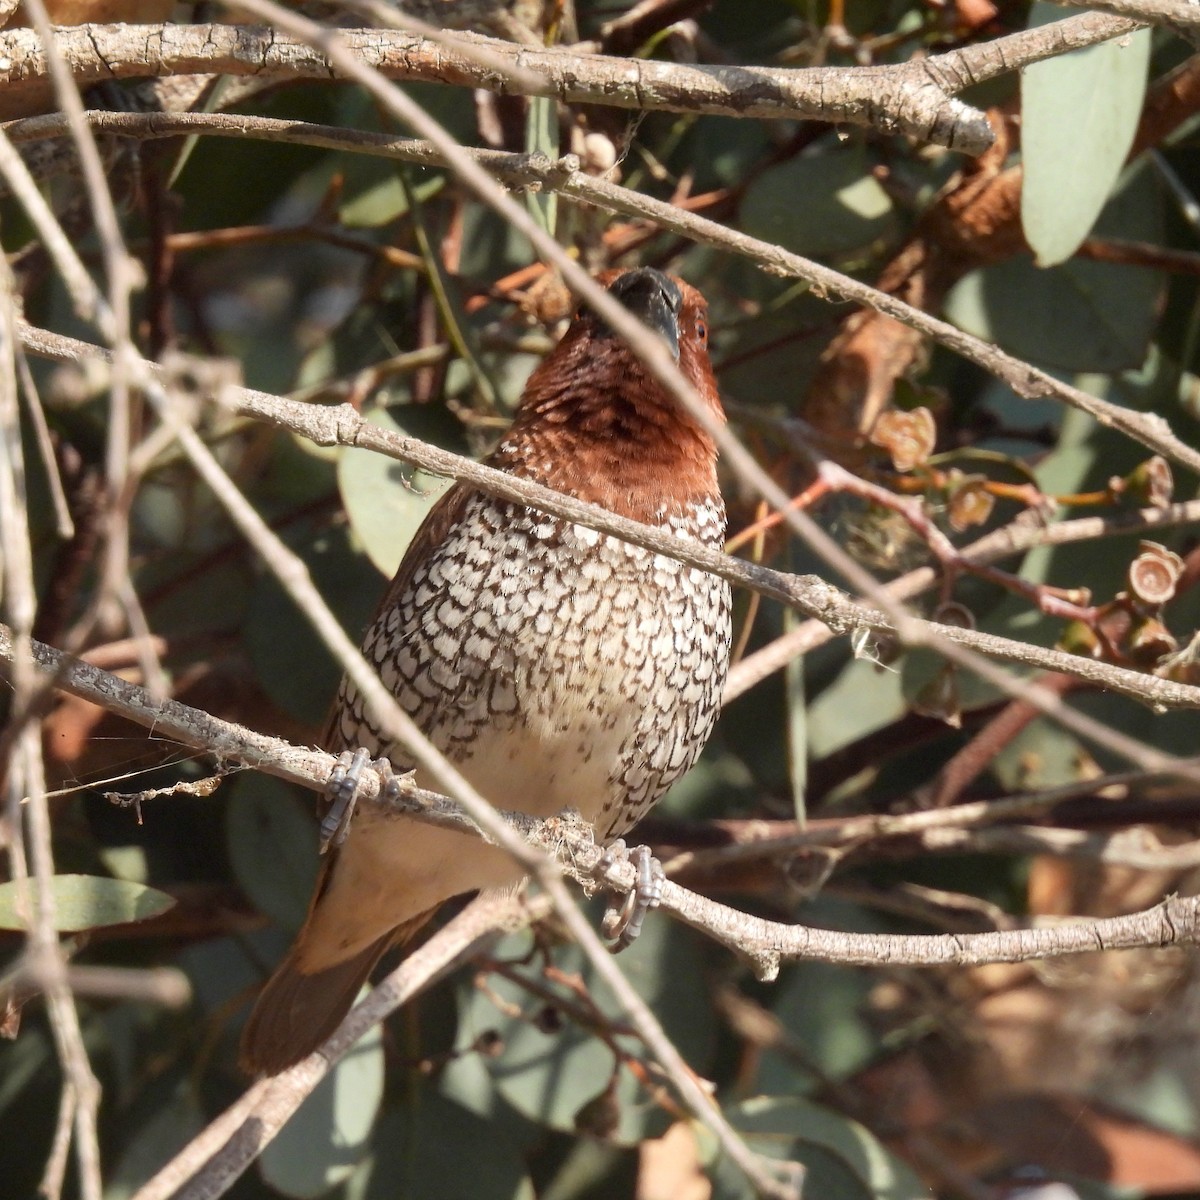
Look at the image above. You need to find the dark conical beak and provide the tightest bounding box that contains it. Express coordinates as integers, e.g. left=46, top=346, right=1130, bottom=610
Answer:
left=605, top=268, right=683, bottom=361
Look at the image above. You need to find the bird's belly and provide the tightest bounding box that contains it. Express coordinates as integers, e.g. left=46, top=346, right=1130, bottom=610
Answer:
left=426, top=701, right=633, bottom=822
left=303, top=708, right=633, bottom=969
left=308, top=501, right=731, bottom=966
left=340, top=503, right=731, bottom=829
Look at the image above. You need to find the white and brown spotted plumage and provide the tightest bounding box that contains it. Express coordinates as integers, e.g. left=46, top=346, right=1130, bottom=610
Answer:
left=240, top=268, right=731, bottom=1075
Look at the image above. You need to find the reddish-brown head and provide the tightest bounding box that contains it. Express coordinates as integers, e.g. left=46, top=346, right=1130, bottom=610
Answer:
left=496, top=268, right=723, bottom=521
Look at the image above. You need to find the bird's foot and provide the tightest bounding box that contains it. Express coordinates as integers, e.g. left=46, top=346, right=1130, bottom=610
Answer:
left=320, top=748, right=401, bottom=853
left=596, top=840, right=666, bottom=952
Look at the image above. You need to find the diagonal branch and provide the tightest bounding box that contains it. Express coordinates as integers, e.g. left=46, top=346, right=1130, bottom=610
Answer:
left=133, top=892, right=548, bottom=1200
left=6, top=619, right=1198, bottom=986
left=11, top=109, right=1198, bottom=482
left=18, top=320, right=1200, bottom=737
left=1048, top=0, right=1199, bottom=38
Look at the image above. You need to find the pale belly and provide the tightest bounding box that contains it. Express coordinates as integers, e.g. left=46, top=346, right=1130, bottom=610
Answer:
left=298, top=692, right=642, bottom=969
left=302, top=496, right=731, bottom=970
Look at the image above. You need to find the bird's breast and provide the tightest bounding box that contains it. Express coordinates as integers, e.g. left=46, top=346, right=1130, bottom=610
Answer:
left=332, top=492, right=731, bottom=832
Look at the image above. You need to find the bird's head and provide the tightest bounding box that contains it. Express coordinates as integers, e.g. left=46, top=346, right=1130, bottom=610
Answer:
left=501, top=269, right=724, bottom=517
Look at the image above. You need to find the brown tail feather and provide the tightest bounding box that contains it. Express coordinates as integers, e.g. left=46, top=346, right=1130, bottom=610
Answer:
left=239, top=914, right=432, bottom=1076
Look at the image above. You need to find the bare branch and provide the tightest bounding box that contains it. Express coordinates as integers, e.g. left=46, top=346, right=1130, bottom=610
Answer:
left=727, top=500, right=1200, bottom=702
left=0, top=21, right=962, bottom=152
left=6, top=622, right=1198, bottom=988
left=13, top=108, right=1198, bottom=482
left=19, top=322, right=1200, bottom=736
left=1047, top=0, right=1198, bottom=38
left=0, top=12, right=1143, bottom=151
left=0, top=256, right=103, bottom=1200
left=133, top=894, right=547, bottom=1200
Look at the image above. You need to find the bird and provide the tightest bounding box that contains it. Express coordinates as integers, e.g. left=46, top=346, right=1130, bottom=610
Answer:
left=239, top=267, right=732, bottom=1075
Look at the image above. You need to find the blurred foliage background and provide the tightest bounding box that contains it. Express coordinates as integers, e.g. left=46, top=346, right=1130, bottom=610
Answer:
left=5, top=1, right=1200, bottom=1198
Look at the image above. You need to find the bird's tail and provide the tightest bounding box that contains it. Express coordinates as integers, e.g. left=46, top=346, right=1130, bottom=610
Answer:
left=238, top=914, right=431, bottom=1077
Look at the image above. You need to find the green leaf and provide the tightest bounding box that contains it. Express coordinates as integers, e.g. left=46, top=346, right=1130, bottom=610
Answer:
left=1021, top=6, right=1150, bottom=267
left=756, top=962, right=880, bottom=1096
left=524, top=95, right=559, bottom=237
left=741, top=144, right=895, bottom=260
left=712, top=1097, right=928, bottom=1200
left=357, top=1089, right=535, bottom=1200
left=456, top=912, right=714, bottom=1146
left=784, top=611, right=808, bottom=824
left=0, top=875, right=174, bottom=933
left=259, top=1019, right=385, bottom=1198
left=225, top=775, right=319, bottom=934
left=991, top=718, right=1088, bottom=793
left=340, top=165, right=444, bottom=229
left=805, top=655, right=906, bottom=762
left=337, top=406, right=456, bottom=578
left=945, top=163, right=1163, bottom=372
left=243, top=518, right=382, bottom=725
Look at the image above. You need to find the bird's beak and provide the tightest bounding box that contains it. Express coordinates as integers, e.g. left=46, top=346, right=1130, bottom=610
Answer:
left=606, top=268, right=683, bottom=361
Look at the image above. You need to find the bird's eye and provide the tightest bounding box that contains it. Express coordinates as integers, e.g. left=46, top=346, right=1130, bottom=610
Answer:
left=695, top=320, right=707, bottom=343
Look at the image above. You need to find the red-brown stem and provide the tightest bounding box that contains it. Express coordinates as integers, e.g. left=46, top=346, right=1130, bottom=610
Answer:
left=926, top=672, right=1080, bottom=808
left=814, top=460, right=1098, bottom=621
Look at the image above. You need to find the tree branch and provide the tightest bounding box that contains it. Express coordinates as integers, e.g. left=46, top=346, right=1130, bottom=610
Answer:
left=12, top=108, right=1198, bottom=484
left=0, top=15, right=1124, bottom=154
left=19, top=320, right=1200, bottom=735
left=133, top=893, right=548, bottom=1200
left=6, top=620, right=1198, bottom=990
left=728, top=499, right=1200, bottom=701
left=1050, top=0, right=1198, bottom=39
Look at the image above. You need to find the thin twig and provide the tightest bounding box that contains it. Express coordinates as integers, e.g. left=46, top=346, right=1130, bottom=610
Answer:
left=12, top=108, right=1197, bottom=481
left=19, top=322, right=1200, bottom=734
left=0, top=263, right=103, bottom=1200
left=18, top=0, right=141, bottom=640
left=134, top=893, right=552, bottom=1200
left=1050, top=0, right=1198, bottom=36
left=728, top=501, right=1200, bottom=701
left=5, top=622, right=1200, bottom=987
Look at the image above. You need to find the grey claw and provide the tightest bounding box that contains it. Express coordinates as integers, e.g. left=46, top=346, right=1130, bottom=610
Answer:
left=599, top=842, right=664, bottom=951
left=320, top=747, right=380, bottom=854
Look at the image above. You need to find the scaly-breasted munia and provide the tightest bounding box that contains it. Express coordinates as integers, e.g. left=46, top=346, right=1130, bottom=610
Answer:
left=240, top=267, right=731, bottom=1075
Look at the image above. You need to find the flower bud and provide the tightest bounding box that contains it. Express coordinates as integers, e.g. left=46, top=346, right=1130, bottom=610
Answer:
left=1118, top=456, right=1173, bottom=508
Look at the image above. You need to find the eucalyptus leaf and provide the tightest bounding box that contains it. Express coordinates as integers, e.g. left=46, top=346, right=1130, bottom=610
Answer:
left=946, top=163, right=1163, bottom=372
left=712, top=1097, right=928, bottom=1200
left=806, top=655, right=906, bottom=762
left=1021, top=6, right=1150, bottom=267
left=991, top=719, right=1089, bottom=793
left=757, top=959, right=880, bottom=1096
left=244, top=519, right=382, bottom=724
left=741, top=144, right=894, bottom=260
left=260, top=1020, right=385, bottom=1198
left=0, top=875, right=174, bottom=933
left=359, top=1090, right=534, bottom=1200
left=107, top=1086, right=206, bottom=1199
left=784, top=611, right=808, bottom=824
left=524, top=95, right=559, bottom=237
left=340, top=165, right=443, bottom=229
left=226, top=774, right=320, bottom=934
left=337, top=406, right=456, bottom=577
